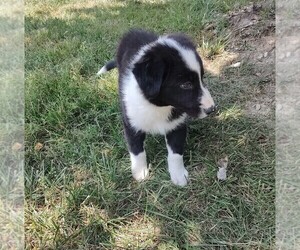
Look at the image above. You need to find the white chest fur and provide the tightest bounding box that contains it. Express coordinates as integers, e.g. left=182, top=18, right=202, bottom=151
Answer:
left=122, top=73, right=187, bottom=135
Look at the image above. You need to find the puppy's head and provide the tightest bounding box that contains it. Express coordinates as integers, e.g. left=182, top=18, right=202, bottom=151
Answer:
left=132, top=35, right=215, bottom=118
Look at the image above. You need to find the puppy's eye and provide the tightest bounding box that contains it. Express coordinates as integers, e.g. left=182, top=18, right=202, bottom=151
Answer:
left=180, top=82, right=194, bottom=90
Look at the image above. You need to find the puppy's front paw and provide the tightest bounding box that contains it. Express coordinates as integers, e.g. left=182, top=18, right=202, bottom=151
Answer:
left=132, top=165, right=149, bottom=181
left=130, top=151, right=149, bottom=182
left=169, top=167, right=189, bottom=186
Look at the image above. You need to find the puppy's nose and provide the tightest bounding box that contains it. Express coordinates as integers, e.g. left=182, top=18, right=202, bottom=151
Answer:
left=204, top=105, right=217, bottom=115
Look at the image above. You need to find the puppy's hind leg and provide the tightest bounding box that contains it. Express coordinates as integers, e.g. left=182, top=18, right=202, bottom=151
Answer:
left=165, top=125, right=188, bottom=186
left=124, top=123, right=149, bottom=182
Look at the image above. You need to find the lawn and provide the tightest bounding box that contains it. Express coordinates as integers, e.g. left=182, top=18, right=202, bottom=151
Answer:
left=25, top=0, right=275, bottom=249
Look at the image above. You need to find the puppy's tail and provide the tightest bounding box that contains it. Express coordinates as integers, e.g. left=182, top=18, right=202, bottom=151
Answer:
left=96, top=60, right=117, bottom=76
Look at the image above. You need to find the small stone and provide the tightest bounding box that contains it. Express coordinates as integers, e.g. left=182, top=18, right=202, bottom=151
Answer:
left=229, top=62, right=241, bottom=68
left=255, top=104, right=261, bottom=110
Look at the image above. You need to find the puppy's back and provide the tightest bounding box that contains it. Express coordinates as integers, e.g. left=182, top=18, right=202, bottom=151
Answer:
left=116, top=29, right=158, bottom=71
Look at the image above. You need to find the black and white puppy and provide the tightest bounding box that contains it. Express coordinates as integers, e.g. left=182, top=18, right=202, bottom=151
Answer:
left=97, top=29, right=216, bottom=186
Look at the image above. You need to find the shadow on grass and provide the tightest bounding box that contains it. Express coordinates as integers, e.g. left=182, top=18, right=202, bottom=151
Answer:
left=25, top=0, right=275, bottom=249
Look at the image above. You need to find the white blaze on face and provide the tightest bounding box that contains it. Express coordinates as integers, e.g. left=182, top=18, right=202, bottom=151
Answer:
left=200, top=85, right=215, bottom=110
left=161, top=37, right=215, bottom=118
left=179, top=49, right=215, bottom=112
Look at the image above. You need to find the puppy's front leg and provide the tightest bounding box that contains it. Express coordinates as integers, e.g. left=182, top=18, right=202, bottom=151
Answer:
left=165, top=125, right=188, bottom=186
left=124, top=123, right=148, bottom=181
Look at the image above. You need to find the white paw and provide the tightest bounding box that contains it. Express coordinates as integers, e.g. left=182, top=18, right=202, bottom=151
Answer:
left=170, top=166, right=189, bottom=186
left=130, top=151, right=149, bottom=182
left=132, top=166, right=149, bottom=182
left=166, top=145, right=189, bottom=186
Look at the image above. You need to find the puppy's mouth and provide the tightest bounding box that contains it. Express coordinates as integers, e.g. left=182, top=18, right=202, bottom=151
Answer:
left=178, top=105, right=217, bottom=118
left=199, top=105, right=218, bottom=119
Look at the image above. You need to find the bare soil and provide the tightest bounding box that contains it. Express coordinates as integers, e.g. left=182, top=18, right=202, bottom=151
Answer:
left=228, top=2, right=275, bottom=120
left=204, top=1, right=275, bottom=124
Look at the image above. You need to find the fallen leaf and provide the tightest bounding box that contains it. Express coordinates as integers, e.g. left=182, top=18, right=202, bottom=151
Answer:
left=217, top=155, right=229, bottom=181
left=217, top=155, right=229, bottom=168
left=34, top=142, right=43, bottom=151
left=12, top=142, right=22, bottom=151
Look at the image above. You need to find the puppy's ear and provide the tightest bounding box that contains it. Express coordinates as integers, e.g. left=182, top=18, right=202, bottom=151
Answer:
left=132, top=56, right=165, bottom=100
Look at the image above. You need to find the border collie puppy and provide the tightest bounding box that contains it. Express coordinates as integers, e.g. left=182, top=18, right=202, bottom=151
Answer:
left=97, top=29, right=216, bottom=186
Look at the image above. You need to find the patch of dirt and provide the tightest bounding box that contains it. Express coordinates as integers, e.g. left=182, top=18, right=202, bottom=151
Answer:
left=202, top=1, right=275, bottom=124
left=227, top=1, right=275, bottom=122
left=201, top=51, right=238, bottom=76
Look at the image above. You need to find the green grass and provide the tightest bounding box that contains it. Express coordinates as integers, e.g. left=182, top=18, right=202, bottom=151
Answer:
left=25, top=0, right=275, bottom=249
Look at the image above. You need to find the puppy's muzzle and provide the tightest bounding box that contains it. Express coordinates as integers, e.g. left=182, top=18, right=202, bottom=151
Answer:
left=204, top=105, right=217, bottom=115
left=198, top=86, right=216, bottom=119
